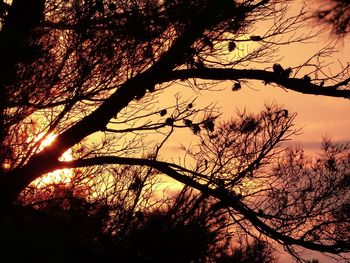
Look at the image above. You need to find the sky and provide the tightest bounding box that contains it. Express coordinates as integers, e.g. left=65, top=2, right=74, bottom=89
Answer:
left=159, top=44, right=350, bottom=262
left=54, top=1, right=349, bottom=262
left=218, top=4, right=350, bottom=262
left=10, top=1, right=347, bottom=262
left=162, top=53, right=350, bottom=166
left=156, top=2, right=350, bottom=262
left=161, top=0, right=350, bottom=159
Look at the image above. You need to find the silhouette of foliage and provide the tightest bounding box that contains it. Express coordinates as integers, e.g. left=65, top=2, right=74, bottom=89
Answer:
left=315, top=0, right=350, bottom=36
left=0, top=0, right=349, bottom=261
left=220, top=239, right=276, bottom=263
left=4, top=179, right=278, bottom=263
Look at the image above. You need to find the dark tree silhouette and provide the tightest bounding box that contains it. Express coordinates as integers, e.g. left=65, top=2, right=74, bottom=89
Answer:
left=4, top=179, right=278, bottom=263
left=0, top=0, right=350, bottom=261
left=222, top=239, right=276, bottom=263
left=315, top=0, right=350, bottom=36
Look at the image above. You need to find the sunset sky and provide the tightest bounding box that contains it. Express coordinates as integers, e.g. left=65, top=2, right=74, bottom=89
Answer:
left=2, top=1, right=349, bottom=262
left=156, top=3, right=350, bottom=261
left=160, top=1, right=350, bottom=161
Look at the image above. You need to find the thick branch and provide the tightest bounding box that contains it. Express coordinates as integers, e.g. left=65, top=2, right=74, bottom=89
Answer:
left=159, top=68, right=350, bottom=98
left=57, top=156, right=350, bottom=254
left=1, top=0, right=241, bottom=204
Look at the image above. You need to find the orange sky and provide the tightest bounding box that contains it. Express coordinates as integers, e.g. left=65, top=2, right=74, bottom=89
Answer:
left=155, top=3, right=350, bottom=261
left=159, top=1, right=350, bottom=161
left=21, top=1, right=348, bottom=261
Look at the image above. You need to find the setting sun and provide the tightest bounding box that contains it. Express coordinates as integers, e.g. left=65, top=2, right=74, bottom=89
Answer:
left=31, top=134, right=73, bottom=188
left=1, top=1, right=350, bottom=262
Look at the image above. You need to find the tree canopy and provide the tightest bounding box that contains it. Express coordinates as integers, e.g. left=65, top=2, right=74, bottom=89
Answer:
left=0, top=0, right=350, bottom=261
left=315, top=0, right=350, bottom=36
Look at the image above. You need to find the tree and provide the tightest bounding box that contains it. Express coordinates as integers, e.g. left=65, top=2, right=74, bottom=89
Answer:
left=2, top=181, right=278, bottom=262
left=0, top=0, right=350, bottom=261
left=223, top=239, right=276, bottom=263
left=314, top=0, right=350, bottom=36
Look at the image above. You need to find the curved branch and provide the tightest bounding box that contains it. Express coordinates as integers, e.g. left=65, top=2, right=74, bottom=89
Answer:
left=0, top=0, right=243, bottom=204
left=158, top=68, right=350, bottom=98
left=57, top=156, right=349, bottom=254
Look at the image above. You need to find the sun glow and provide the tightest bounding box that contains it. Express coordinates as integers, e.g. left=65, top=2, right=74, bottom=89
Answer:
left=31, top=134, right=74, bottom=188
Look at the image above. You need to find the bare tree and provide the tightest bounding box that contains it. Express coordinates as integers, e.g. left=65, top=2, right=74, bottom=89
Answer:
left=0, top=0, right=350, bottom=261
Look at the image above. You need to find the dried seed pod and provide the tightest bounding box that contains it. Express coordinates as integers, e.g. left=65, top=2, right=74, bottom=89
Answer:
left=159, top=109, right=167, bottom=116
left=228, top=41, right=236, bottom=52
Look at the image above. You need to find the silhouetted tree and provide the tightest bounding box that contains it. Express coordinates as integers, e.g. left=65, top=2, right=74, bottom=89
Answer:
left=0, top=0, right=349, bottom=261
left=4, top=177, right=278, bottom=262
left=315, top=0, right=350, bottom=36
left=220, top=239, right=276, bottom=263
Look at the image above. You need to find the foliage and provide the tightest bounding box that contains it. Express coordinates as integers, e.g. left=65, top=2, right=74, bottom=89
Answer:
left=315, top=0, right=350, bottom=36
left=0, top=0, right=350, bottom=261
left=3, top=181, right=277, bottom=263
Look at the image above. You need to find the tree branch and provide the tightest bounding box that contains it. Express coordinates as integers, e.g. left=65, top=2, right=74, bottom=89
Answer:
left=1, top=0, right=242, bottom=204
left=57, top=155, right=350, bottom=254
left=159, top=68, right=350, bottom=98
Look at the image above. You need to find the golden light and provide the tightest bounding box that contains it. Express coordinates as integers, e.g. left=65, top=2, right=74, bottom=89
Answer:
left=31, top=134, right=74, bottom=188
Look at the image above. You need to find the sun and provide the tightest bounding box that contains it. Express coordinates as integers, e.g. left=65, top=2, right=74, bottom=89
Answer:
left=31, top=133, right=74, bottom=188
